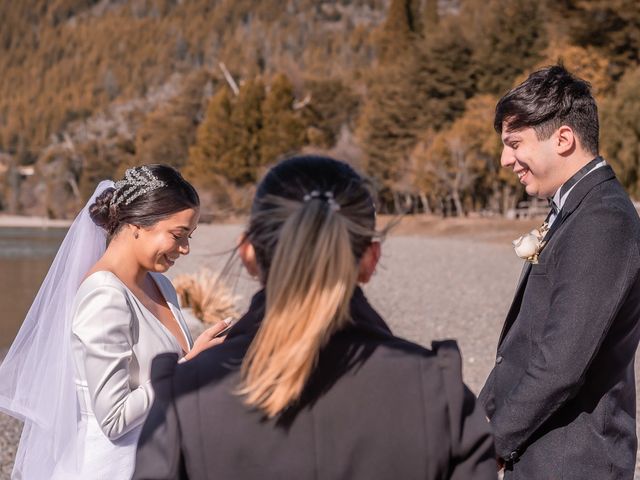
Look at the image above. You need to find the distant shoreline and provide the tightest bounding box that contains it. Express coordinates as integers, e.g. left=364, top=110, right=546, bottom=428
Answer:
left=0, top=214, right=544, bottom=241
left=0, top=215, right=72, bottom=228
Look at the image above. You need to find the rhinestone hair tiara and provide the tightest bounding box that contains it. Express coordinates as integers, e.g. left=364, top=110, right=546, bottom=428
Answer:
left=110, top=166, right=166, bottom=208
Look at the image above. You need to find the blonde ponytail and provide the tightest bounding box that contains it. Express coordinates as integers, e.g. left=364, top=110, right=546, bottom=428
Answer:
left=238, top=200, right=358, bottom=418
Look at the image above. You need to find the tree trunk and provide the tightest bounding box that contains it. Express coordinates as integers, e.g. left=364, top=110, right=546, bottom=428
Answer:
left=451, top=188, right=464, bottom=217
left=419, top=191, right=430, bottom=214
left=67, top=175, right=80, bottom=201
left=404, top=192, right=414, bottom=213
left=8, top=163, right=20, bottom=214
left=393, top=191, right=402, bottom=214
left=502, top=184, right=511, bottom=216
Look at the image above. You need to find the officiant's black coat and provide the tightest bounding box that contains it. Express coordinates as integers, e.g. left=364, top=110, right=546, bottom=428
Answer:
left=479, top=165, right=640, bottom=479
left=133, top=288, right=497, bottom=480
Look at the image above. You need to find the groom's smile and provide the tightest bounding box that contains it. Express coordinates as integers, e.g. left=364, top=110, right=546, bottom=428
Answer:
left=500, top=126, right=559, bottom=199
left=516, top=167, right=530, bottom=183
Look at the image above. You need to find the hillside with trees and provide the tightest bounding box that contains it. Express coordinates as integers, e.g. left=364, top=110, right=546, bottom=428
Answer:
left=0, top=0, right=638, bottom=218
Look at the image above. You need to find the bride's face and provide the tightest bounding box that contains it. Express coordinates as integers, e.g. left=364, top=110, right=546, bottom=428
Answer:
left=134, top=207, right=200, bottom=272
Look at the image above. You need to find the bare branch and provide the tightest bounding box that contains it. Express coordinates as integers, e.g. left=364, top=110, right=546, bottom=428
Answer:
left=218, top=62, right=240, bottom=96
left=293, top=93, right=311, bottom=110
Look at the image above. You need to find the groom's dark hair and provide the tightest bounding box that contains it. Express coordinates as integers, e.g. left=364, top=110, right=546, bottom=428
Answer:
left=494, top=64, right=599, bottom=155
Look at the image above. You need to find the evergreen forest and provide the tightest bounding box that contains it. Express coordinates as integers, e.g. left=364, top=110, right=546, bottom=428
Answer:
left=1, top=0, right=638, bottom=218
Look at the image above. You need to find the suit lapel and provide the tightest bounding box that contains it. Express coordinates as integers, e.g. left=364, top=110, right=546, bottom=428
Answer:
left=515, top=262, right=531, bottom=292
left=497, top=165, right=616, bottom=346
left=498, top=263, right=530, bottom=345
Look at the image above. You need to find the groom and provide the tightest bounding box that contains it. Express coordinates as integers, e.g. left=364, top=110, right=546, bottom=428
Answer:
left=479, top=65, right=640, bottom=479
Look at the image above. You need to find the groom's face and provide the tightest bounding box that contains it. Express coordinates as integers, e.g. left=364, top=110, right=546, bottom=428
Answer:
left=500, top=126, right=559, bottom=199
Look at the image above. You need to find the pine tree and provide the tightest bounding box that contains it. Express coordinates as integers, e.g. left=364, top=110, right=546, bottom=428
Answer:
left=374, top=0, right=418, bottom=64
left=415, top=19, right=476, bottom=129
left=135, top=70, right=212, bottom=168
left=187, top=75, right=309, bottom=188
left=185, top=87, right=235, bottom=187
left=358, top=15, right=476, bottom=206
left=465, top=0, right=548, bottom=95
left=600, top=67, right=640, bottom=196
left=357, top=59, right=419, bottom=202
left=78, top=139, right=134, bottom=201
left=423, top=0, right=438, bottom=32
left=301, top=77, right=360, bottom=148
left=227, top=78, right=266, bottom=184
left=358, top=0, right=425, bottom=206
left=259, top=74, right=306, bottom=166
left=554, top=0, right=640, bottom=80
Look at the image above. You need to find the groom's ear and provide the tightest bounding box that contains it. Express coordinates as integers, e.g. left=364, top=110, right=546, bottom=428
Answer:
left=555, top=125, right=576, bottom=156
left=238, top=234, right=260, bottom=279
left=358, top=241, right=381, bottom=284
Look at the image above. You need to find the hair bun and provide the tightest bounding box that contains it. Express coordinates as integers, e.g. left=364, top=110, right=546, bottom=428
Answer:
left=89, top=188, right=117, bottom=232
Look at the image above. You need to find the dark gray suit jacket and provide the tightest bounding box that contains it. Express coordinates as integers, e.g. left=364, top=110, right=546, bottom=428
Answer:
left=479, top=165, right=640, bottom=479
left=134, top=288, right=497, bottom=480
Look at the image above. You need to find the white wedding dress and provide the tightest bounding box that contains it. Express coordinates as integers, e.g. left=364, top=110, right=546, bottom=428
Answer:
left=51, top=270, right=193, bottom=480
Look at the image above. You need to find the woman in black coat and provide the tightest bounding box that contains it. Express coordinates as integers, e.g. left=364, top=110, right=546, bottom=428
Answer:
left=133, top=155, right=497, bottom=480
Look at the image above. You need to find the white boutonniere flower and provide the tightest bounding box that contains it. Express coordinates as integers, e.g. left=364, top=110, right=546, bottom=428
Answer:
left=512, top=222, right=550, bottom=264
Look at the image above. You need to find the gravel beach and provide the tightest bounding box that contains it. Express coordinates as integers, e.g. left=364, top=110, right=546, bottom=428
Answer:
left=1, top=223, right=639, bottom=478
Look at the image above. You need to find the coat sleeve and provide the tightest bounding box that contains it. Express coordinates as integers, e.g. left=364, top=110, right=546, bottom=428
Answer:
left=433, top=340, right=498, bottom=480
left=490, top=203, right=639, bottom=460
left=133, top=353, right=187, bottom=480
left=72, top=284, right=154, bottom=440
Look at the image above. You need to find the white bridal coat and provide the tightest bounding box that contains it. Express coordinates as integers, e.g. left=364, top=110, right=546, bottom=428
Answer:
left=52, top=271, right=193, bottom=480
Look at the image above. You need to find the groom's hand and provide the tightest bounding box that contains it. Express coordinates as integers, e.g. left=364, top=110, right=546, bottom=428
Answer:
left=183, top=319, right=231, bottom=361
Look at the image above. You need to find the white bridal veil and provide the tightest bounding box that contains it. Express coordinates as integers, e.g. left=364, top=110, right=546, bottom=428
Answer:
left=0, top=181, right=113, bottom=478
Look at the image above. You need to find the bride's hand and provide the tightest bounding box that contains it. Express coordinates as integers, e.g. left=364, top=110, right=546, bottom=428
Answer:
left=183, top=319, right=231, bottom=361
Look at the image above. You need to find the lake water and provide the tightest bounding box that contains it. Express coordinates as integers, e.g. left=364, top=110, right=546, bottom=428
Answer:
left=0, top=227, right=67, bottom=348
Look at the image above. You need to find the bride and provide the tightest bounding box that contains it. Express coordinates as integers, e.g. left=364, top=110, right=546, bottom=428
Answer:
left=0, top=164, right=227, bottom=479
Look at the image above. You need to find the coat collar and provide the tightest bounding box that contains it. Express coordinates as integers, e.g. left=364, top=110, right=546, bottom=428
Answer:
left=541, top=164, right=615, bottom=247
left=551, top=156, right=605, bottom=211
left=558, top=164, right=615, bottom=219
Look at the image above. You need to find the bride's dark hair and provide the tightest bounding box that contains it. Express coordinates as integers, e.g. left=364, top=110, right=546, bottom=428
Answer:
left=89, top=164, right=199, bottom=238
